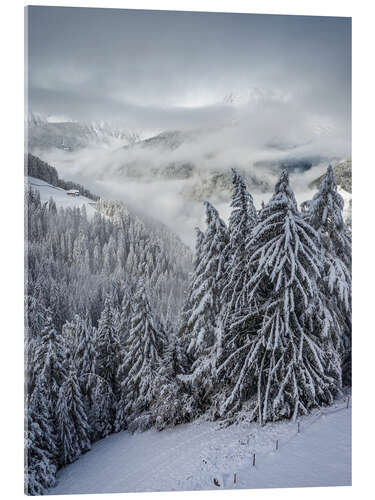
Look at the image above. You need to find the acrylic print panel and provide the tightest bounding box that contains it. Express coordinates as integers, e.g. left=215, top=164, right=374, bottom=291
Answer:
left=24, top=4, right=352, bottom=496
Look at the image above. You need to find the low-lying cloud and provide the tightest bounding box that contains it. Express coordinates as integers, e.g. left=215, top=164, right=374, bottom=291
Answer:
left=27, top=7, right=351, bottom=246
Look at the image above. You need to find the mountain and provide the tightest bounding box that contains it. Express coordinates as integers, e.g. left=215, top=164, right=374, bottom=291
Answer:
left=28, top=110, right=346, bottom=207
left=27, top=112, right=134, bottom=152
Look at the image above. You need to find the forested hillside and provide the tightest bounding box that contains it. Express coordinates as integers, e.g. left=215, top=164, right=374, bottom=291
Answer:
left=25, top=164, right=351, bottom=495
left=25, top=154, right=100, bottom=201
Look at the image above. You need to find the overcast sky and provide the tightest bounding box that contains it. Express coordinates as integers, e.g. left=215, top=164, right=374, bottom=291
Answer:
left=27, top=6, right=351, bottom=135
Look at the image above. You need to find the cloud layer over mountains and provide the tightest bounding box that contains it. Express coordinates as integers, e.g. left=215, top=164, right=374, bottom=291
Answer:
left=28, top=7, right=351, bottom=140
left=27, top=7, right=351, bottom=246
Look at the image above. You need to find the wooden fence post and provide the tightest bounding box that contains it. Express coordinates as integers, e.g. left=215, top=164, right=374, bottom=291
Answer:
left=275, top=439, right=279, bottom=451
left=252, top=453, right=256, bottom=466
left=234, top=472, right=237, bottom=484
left=297, top=422, right=300, bottom=433
left=346, top=396, right=350, bottom=408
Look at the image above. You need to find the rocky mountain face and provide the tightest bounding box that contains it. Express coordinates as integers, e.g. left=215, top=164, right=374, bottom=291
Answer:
left=27, top=112, right=132, bottom=152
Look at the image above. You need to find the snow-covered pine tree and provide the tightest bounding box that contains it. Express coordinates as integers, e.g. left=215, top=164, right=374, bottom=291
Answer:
left=151, top=334, right=197, bottom=430
left=219, top=170, right=341, bottom=423
left=307, top=165, right=352, bottom=382
left=84, top=369, right=114, bottom=441
left=25, top=379, right=58, bottom=495
left=179, top=202, right=229, bottom=412
left=69, top=312, right=96, bottom=385
left=115, top=281, right=166, bottom=432
left=33, top=311, right=67, bottom=407
left=177, top=226, right=205, bottom=368
left=219, top=169, right=258, bottom=357
left=115, top=290, right=132, bottom=346
left=65, top=312, right=112, bottom=441
left=225, top=169, right=257, bottom=291
left=25, top=295, right=47, bottom=395
left=56, top=368, right=91, bottom=466
left=96, top=296, right=121, bottom=395
left=95, top=296, right=121, bottom=429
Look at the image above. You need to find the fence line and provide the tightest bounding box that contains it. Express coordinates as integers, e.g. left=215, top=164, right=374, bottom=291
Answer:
left=208, top=394, right=351, bottom=487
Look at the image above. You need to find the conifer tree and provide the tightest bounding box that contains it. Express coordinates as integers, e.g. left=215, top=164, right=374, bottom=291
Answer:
left=178, top=226, right=205, bottom=366
left=96, top=296, right=121, bottom=394
left=56, top=368, right=91, bottom=466
left=307, top=165, right=352, bottom=381
left=219, top=169, right=258, bottom=363
left=33, top=312, right=67, bottom=407
left=151, top=334, right=197, bottom=430
left=180, top=202, right=229, bottom=410
left=85, top=370, right=114, bottom=441
left=115, top=282, right=166, bottom=431
left=115, top=290, right=132, bottom=346
left=71, top=313, right=96, bottom=386
left=222, top=169, right=257, bottom=305
left=25, top=295, right=47, bottom=395
left=219, top=170, right=341, bottom=423
left=25, top=379, right=58, bottom=495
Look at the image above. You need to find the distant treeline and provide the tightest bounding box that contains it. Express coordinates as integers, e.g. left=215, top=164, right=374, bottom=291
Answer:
left=25, top=153, right=100, bottom=201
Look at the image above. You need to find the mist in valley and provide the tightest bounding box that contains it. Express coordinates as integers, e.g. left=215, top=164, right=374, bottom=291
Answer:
left=27, top=7, right=351, bottom=247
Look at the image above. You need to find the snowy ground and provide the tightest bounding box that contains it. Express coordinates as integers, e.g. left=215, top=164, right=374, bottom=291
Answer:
left=25, top=176, right=97, bottom=218
left=50, top=397, right=351, bottom=495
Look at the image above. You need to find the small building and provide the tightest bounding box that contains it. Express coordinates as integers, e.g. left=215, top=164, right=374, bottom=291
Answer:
left=67, top=189, right=80, bottom=196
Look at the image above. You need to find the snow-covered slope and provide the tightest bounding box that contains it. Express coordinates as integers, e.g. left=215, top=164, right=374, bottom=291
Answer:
left=50, top=398, right=351, bottom=495
left=26, top=176, right=97, bottom=218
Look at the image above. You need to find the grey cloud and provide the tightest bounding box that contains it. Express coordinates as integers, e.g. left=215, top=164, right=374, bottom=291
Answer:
left=27, top=6, right=351, bottom=135
left=27, top=7, right=351, bottom=246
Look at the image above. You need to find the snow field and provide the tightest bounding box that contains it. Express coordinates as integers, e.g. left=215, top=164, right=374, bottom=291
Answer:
left=26, top=176, right=97, bottom=218
left=50, top=397, right=351, bottom=495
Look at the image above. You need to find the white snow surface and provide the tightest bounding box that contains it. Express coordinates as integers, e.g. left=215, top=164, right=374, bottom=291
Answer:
left=50, top=398, right=351, bottom=495
left=25, top=176, right=97, bottom=218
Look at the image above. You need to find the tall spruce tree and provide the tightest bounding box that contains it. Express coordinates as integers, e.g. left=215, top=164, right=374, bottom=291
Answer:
left=115, top=290, right=132, bottom=346
left=25, top=379, right=58, bottom=495
left=96, top=296, right=121, bottom=396
left=307, top=165, right=352, bottom=382
left=222, top=170, right=257, bottom=308
left=179, top=202, right=229, bottom=411
left=115, top=281, right=166, bottom=431
left=219, top=169, right=258, bottom=369
left=33, top=312, right=67, bottom=408
left=67, top=313, right=113, bottom=441
left=178, top=226, right=205, bottom=368
left=70, top=313, right=97, bottom=386
left=219, top=170, right=341, bottom=423
left=151, top=334, right=197, bottom=430
left=56, top=368, right=91, bottom=466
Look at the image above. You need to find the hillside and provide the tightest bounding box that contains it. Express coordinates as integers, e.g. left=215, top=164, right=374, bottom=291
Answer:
left=26, top=176, right=98, bottom=218
left=25, top=153, right=99, bottom=200
left=25, top=157, right=192, bottom=325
